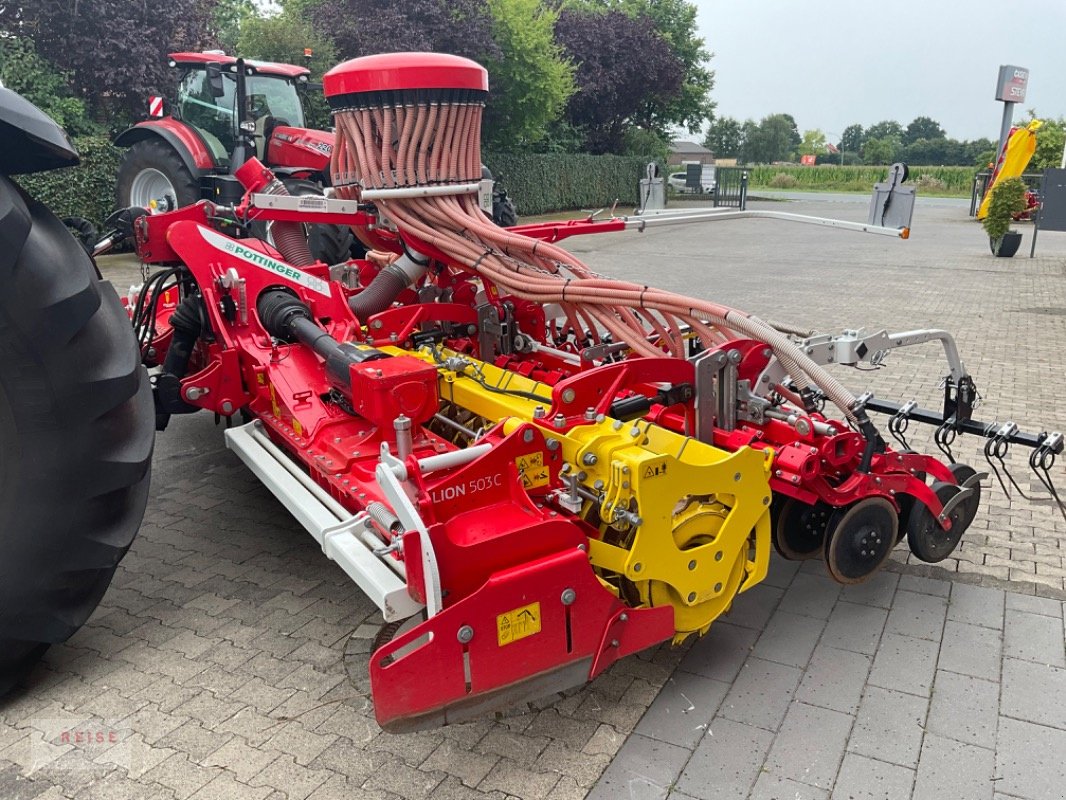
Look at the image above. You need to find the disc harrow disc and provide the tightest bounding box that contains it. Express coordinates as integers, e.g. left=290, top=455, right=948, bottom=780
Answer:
left=907, top=481, right=965, bottom=563
left=824, top=497, right=898, bottom=584
left=948, top=462, right=982, bottom=531
left=773, top=498, right=834, bottom=561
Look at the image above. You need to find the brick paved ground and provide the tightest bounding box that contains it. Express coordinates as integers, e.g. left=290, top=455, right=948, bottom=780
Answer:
left=591, top=560, right=1066, bottom=800
left=1, top=195, right=1064, bottom=798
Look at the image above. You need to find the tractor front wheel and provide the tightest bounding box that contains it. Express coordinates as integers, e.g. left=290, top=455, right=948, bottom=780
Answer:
left=0, top=177, right=154, bottom=694
left=116, top=138, right=199, bottom=212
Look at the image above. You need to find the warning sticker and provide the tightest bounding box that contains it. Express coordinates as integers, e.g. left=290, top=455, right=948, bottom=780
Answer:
left=642, top=458, right=668, bottom=480
left=497, top=602, right=541, bottom=646
left=515, top=452, right=549, bottom=489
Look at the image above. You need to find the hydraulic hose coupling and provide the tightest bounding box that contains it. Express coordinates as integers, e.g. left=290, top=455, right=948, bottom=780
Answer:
left=234, top=157, right=281, bottom=196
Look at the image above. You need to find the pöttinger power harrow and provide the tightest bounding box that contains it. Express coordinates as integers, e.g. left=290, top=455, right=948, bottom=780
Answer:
left=1, top=53, right=1061, bottom=730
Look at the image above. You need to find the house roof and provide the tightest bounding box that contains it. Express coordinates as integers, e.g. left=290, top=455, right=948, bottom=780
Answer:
left=670, top=140, right=713, bottom=154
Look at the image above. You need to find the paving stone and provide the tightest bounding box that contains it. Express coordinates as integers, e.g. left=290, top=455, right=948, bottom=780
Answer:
left=201, top=736, right=278, bottom=783
left=365, top=729, right=443, bottom=767
left=848, top=686, right=928, bottom=769
left=839, top=571, right=899, bottom=609
left=897, top=575, right=951, bottom=598
left=156, top=721, right=233, bottom=763
left=926, top=671, right=998, bottom=749
left=867, top=633, right=940, bottom=697
left=721, top=583, right=784, bottom=630
left=634, top=670, right=729, bottom=749
left=677, top=622, right=759, bottom=683
left=360, top=759, right=444, bottom=800
left=1002, top=609, right=1066, bottom=667
left=478, top=759, right=559, bottom=800
left=476, top=726, right=551, bottom=766
left=141, top=753, right=221, bottom=800
left=227, top=678, right=296, bottom=715
left=187, top=770, right=274, bottom=800
left=763, top=555, right=803, bottom=588
left=305, top=774, right=389, bottom=800
left=582, top=724, right=625, bottom=758
left=263, top=722, right=337, bottom=766
left=820, top=602, right=889, bottom=656
left=752, top=611, right=826, bottom=668
left=534, top=741, right=611, bottom=787
left=763, top=701, right=853, bottom=790
left=1000, top=658, right=1066, bottom=730
left=1005, top=591, right=1062, bottom=618
left=831, top=752, right=915, bottom=800
left=947, top=584, right=1005, bottom=630
left=912, top=733, right=994, bottom=800
left=171, top=693, right=244, bottom=731
left=796, top=645, right=872, bottom=715
left=673, top=718, right=774, bottom=800
left=421, top=739, right=498, bottom=788
left=885, top=590, right=948, bottom=641
left=937, top=621, right=1002, bottom=681
left=779, top=574, right=840, bottom=621
left=750, top=771, right=829, bottom=800
left=718, top=657, right=802, bottom=731
left=995, top=716, right=1066, bottom=800
left=588, top=734, right=689, bottom=799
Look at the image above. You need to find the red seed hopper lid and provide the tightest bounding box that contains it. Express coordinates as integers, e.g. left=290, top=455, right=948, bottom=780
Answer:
left=323, top=52, right=488, bottom=98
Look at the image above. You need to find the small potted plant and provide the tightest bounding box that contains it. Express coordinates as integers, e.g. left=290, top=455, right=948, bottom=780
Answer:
left=981, top=176, right=1027, bottom=257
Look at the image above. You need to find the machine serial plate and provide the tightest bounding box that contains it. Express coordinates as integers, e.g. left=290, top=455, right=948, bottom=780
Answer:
left=497, top=602, right=541, bottom=646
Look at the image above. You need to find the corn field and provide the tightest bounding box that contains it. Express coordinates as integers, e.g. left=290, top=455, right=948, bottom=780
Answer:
left=747, top=165, right=974, bottom=195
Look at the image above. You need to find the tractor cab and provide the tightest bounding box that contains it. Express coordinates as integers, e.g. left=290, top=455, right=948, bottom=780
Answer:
left=171, top=52, right=310, bottom=165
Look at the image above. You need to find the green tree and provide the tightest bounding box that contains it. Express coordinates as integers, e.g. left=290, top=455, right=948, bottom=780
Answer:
left=737, top=118, right=759, bottom=163
left=0, top=37, right=97, bottom=135
left=799, top=129, right=827, bottom=156
left=840, top=123, right=865, bottom=153
left=863, top=135, right=901, bottom=165
left=212, top=0, right=257, bottom=53
left=866, top=120, right=903, bottom=142
left=703, top=116, right=743, bottom=158
left=903, top=116, right=945, bottom=146
left=1023, top=112, right=1066, bottom=170
left=745, top=114, right=800, bottom=163
left=482, top=0, right=575, bottom=149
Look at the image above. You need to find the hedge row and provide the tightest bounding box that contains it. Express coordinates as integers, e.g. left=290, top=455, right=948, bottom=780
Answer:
left=18, top=136, right=122, bottom=227
left=746, top=164, right=974, bottom=194
left=483, top=153, right=655, bottom=215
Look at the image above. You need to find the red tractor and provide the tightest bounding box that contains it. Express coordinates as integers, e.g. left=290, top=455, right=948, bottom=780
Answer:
left=0, top=54, right=1061, bottom=728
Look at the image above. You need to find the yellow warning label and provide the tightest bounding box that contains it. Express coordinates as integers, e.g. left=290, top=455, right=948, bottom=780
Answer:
left=496, top=602, right=541, bottom=646
left=515, top=452, right=549, bottom=489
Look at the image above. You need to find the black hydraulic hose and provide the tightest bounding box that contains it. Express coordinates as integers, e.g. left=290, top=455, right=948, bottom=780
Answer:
left=162, top=294, right=203, bottom=378
left=348, top=253, right=429, bottom=322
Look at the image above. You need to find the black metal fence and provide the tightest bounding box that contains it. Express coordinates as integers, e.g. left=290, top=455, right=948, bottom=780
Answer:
left=969, top=170, right=1044, bottom=216
left=670, top=167, right=748, bottom=210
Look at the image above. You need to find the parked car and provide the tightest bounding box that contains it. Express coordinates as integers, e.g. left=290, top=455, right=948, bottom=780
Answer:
left=668, top=166, right=716, bottom=194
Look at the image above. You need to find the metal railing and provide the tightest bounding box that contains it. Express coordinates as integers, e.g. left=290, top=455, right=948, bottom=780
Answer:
left=713, top=167, right=749, bottom=209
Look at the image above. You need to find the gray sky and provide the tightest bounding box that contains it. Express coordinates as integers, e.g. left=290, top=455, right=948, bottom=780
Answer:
left=691, top=0, right=1066, bottom=142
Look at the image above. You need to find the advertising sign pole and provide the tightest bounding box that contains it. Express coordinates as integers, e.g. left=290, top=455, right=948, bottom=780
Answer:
left=994, top=65, right=1030, bottom=161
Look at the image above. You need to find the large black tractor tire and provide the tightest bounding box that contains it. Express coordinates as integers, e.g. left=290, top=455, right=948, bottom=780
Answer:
left=115, top=138, right=200, bottom=213
left=251, top=179, right=356, bottom=264
left=0, top=176, right=154, bottom=695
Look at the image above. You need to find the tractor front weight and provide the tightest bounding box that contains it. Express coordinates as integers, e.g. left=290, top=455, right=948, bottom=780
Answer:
left=122, top=52, right=1063, bottom=732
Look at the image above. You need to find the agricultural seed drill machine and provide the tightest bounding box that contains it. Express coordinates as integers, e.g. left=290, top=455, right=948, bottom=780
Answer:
left=1, top=54, right=1063, bottom=732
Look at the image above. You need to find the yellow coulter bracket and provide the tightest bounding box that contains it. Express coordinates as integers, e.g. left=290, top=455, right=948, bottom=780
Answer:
left=402, top=345, right=774, bottom=643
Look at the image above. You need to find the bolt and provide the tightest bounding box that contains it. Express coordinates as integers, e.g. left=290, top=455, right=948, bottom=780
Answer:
left=578, top=543, right=588, bottom=551
left=613, top=420, right=624, bottom=431
left=221, top=401, right=233, bottom=414
left=633, top=562, right=642, bottom=573
left=763, top=496, right=770, bottom=505
left=593, top=479, right=604, bottom=490
left=584, top=407, right=597, bottom=421
left=714, top=582, right=723, bottom=592
left=457, top=625, right=474, bottom=644
left=715, top=551, right=723, bottom=561
left=582, top=453, right=598, bottom=466
left=561, top=588, right=576, bottom=606
left=372, top=319, right=383, bottom=329
left=553, top=414, right=567, bottom=428
left=610, top=639, right=620, bottom=648
left=546, top=438, right=561, bottom=451
left=561, top=388, right=576, bottom=404
left=533, top=406, right=546, bottom=419
left=688, top=559, right=697, bottom=571
left=523, top=428, right=534, bottom=443
left=560, top=463, right=571, bottom=474
left=619, top=613, right=628, bottom=622
left=734, top=472, right=742, bottom=482
left=630, top=426, right=640, bottom=437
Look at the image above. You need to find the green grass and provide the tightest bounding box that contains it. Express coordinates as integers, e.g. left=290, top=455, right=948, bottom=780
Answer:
left=746, top=164, right=974, bottom=197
